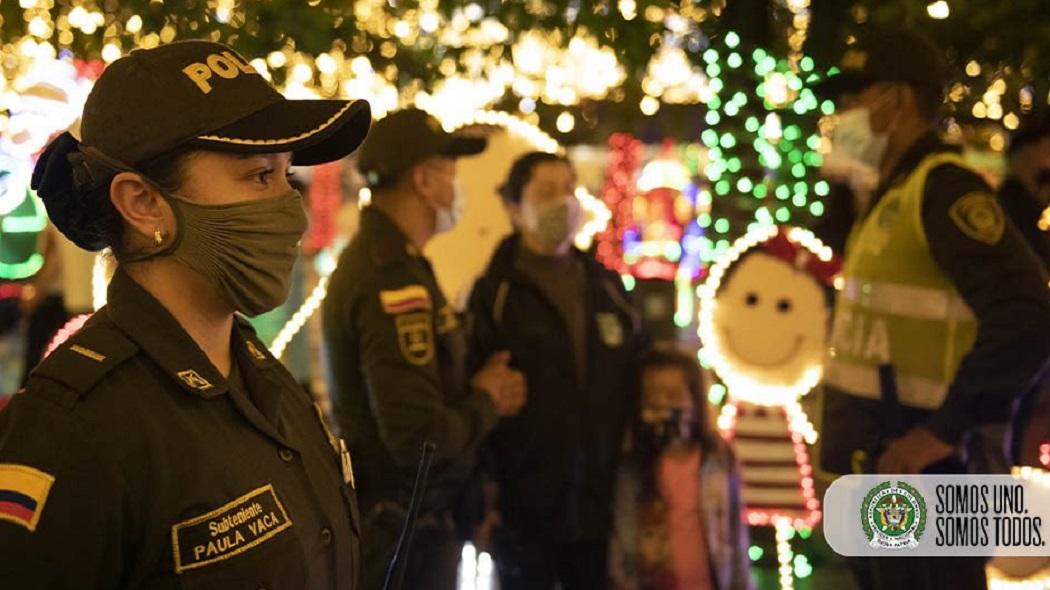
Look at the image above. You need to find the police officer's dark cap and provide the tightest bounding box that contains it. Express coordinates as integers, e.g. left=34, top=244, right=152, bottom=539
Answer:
left=77, top=40, right=372, bottom=167
left=356, top=108, right=487, bottom=188
left=813, top=28, right=947, bottom=99
left=32, top=40, right=371, bottom=251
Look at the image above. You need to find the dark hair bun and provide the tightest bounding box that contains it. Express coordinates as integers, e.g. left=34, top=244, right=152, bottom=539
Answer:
left=31, top=132, right=110, bottom=251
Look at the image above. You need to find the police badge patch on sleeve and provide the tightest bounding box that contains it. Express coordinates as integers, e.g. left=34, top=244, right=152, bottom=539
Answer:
left=948, top=192, right=1005, bottom=246
left=396, top=312, right=434, bottom=366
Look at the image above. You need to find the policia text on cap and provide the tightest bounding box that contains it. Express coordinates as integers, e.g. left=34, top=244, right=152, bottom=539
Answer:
left=0, top=41, right=372, bottom=589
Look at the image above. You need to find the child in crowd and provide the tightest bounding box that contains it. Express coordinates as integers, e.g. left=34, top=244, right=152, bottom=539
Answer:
left=610, top=346, right=754, bottom=590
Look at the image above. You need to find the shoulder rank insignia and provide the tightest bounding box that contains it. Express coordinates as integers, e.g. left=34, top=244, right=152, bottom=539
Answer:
left=396, top=312, right=434, bottom=366
left=245, top=340, right=267, bottom=362
left=949, top=191, right=1005, bottom=246
left=0, top=464, right=55, bottom=532
left=380, top=285, right=432, bottom=315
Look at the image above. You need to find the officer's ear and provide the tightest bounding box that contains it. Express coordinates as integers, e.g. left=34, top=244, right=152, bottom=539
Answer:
left=865, top=82, right=901, bottom=134
left=410, top=159, right=445, bottom=203
left=110, top=172, right=176, bottom=252
left=409, top=163, right=430, bottom=199
left=503, top=196, right=523, bottom=228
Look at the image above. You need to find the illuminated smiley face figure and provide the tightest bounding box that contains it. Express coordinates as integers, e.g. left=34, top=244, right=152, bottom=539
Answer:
left=698, top=226, right=840, bottom=575
left=713, top=250, right=828, bottom=402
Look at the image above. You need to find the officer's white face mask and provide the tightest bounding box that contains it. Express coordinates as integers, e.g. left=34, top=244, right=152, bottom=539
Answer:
left=434, top=178, right=465, bottom=234
left=821, top=107, right=888, bottom=195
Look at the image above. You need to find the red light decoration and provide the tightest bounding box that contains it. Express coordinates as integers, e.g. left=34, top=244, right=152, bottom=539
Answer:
left=42, top=313, right=91, bottom=359
left=303, top=160, right=343, bottom=256
left=721, top=402, right=822, bottom=531
left=595, top=132, right=642, bottom=274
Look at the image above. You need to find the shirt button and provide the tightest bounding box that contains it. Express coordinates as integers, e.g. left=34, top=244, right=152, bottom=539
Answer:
left=321, top=528, right=333, bottom=545
left=278, top=448, right=294, bottom=462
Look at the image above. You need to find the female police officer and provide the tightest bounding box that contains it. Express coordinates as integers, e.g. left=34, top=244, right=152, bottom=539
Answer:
left=0, top=41, right=371, bottom=589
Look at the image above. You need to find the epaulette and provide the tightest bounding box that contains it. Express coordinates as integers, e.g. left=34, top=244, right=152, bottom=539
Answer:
left=29, top=321, right=140, bottom=402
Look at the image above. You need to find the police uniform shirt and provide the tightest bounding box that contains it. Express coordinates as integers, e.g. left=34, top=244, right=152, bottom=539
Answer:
left=0, top=268, right=360, bottom=589
left=322, top=206, right=497, bottom=510
left=820, top=134, right=1050, bottom=473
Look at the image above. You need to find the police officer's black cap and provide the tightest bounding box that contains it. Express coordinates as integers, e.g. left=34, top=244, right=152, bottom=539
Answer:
left=80, top=40, right=372, bottom=167
left=813, top=29, right=948, bottom=100
left=31, top=40, right=372, bottom=251
left=356, top=108, right=487, bottom=187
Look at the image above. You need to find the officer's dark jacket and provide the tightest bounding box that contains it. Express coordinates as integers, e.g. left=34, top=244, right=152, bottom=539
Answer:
left=322, top=207, right=497, bottom=512
left=468, top=234, right=646, bottom=543
left=999, top=177, right=1050, bottom=270
left=819, top=134, right=1050, bottom=474
left=0, top=268, right=359, bottom=589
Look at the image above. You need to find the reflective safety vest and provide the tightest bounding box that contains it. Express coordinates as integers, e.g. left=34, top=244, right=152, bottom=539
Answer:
left=825, top=152, right=978, bottom=410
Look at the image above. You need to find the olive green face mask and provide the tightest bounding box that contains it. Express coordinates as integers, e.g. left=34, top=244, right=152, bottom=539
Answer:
left=140, top=189, right=309, bottom=317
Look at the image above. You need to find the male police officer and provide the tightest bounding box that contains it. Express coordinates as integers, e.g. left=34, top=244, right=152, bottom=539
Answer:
left=322, top=108, right=525, bottom=590
left=816, top=29, right=1050, bottom=590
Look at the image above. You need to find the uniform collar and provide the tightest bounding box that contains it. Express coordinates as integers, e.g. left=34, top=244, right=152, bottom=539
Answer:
left=105, top=267, right=233, bottom=399
left=360, top=205, right=423, bottom=262
left=877, top=132, right=958, bottom=195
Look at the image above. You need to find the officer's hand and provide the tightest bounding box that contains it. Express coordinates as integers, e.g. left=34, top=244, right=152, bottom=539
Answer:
left=498, top=369, right=527, bottom=417
left=876, top=428, right=954, bottom=474
left=471, top=351, right=512, bottom=407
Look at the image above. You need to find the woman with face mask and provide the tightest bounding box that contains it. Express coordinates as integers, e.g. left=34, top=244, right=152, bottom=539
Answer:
left=468, top=152, right=647, bottom=590
left=609, top=346, right=753, bottom=590
left=0, top=41, right=372, bottom=589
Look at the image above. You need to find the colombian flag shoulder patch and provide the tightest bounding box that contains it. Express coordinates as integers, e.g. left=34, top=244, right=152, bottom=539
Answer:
left=0, top=463, right=55, bottom=532
left=379, top=285, right=432, bottom=315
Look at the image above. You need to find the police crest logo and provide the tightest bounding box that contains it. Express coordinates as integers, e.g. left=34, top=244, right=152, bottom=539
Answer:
left=0, top=464, right=55, bottom=532
left=396, top=312, right=434, bottom=366
left=948, top=192, right=1005, bottom=245
left=862, top=481, right=927, bottom=549
left=596, top=313, right=624, bottom=348
left=171, top=484, right=293, bottom=573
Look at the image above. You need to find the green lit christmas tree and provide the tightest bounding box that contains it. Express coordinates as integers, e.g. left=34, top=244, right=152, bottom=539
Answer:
left=693, top=31, right=833, bottom=265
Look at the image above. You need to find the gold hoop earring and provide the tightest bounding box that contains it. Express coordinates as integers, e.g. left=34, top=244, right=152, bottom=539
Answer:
left=153, top=228, right=163, bottom=247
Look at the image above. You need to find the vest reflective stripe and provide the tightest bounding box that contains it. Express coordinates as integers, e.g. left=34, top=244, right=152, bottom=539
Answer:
left=824, top=357, right=947, bottom=410
left=827, top=152, right=978, bottom=409
left=842, top=278, right=975, bottom=322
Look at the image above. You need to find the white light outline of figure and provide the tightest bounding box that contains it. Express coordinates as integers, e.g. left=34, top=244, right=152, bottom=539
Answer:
left=699, top=225, right=837, bottom=589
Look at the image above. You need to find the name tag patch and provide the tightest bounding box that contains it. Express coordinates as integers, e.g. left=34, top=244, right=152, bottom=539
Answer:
left=171, top=484, right=292, bottom=573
